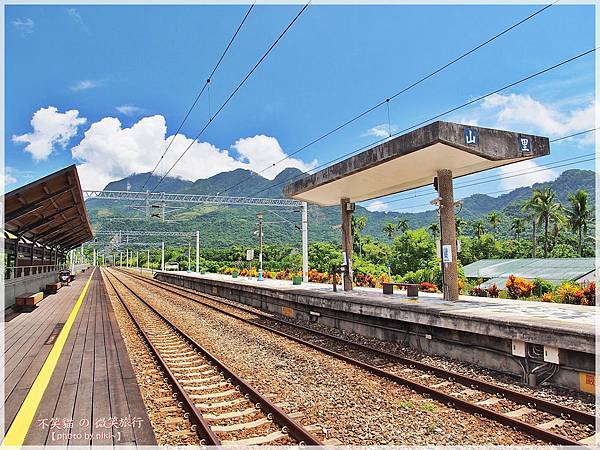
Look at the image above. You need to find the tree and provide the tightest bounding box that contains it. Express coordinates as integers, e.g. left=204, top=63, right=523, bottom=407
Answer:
left=567, top=189, right=593, bottom=256
left=472, top=220, right=485, bottom=238
left=510, top=218, right=526, bottom=240
left=397, top=218, right=409, bottom=234
left=351, top=215, right=367, bottom=256
left=528, top=188, right=564, bottom=258
left=550, top=243, right=578, bottom=258
left=382, top=222, right=396, bottom=240
left=521, top=196, right=539, bottom=257
left=455, top=217, right=467, bottom=236
left=389, top=229, right=436, bottom=275
left=487, top=212, right=501, bottom=233
left=308, top=242, right=341, bottom=272
left=427, top=222, right=440, bottom=238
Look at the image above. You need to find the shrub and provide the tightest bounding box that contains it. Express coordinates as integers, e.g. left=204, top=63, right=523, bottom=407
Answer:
left=419, top=281, right=438, bottom=293
left=557, top=282, right=584, bottom=305
left=532, top=278, right=554, bottom=297
left=469, top=286, right=487, bottom=297
left=583, top=282, right=595, bottom=306
left=505, top=274, right=534, bottom=299
left=487, top=283, right=500, bottom=298
left=542, top=292, right=553, bottom=302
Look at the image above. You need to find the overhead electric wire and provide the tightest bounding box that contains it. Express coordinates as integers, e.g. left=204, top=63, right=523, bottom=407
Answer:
left=248, top=48, right=596, bottom=198
left=217, top=2, right=557, bottom=196
left=140, top=2, right=255, bottom=191
left=151, top=2, right=311, bottom=193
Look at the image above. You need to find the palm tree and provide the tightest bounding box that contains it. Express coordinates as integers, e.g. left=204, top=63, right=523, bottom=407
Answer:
left=427, top=222, right=440, bottom=238
left=567, top=189, right=593, bottom=256
left=528, top=188, right=564, bottom=258
left=455, top=217, right=467, bottom=236
left=510, top=217, right=526, bottom=240
left=521, top=196, right=539, bottom=257
left=351, top=215, right=367, bottom=256
left=382, top=222, right=396, bottom=240
left=397, top=218, right=409, bottom=234
left=487, top=212, right=501, bottom=233
left=472, top=220, right=485, bottom=238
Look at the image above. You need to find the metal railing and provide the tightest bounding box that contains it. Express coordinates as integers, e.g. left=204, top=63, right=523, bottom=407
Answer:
left=5, top=264, right=66, bottom=280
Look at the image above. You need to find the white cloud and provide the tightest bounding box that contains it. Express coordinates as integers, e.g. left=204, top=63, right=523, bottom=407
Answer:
left=11, top=18, right=35, bottom=35
left=12, top=106, right=87, bottom=161
left=71, top=115, right=318, bottom=190
left=498, top=160, right=557, bottom=191
left=458, top=93, right=595, bottom=144
left=231, top=135, right=317, bottom=180
left=66, top=8, right=89, bottom=33
left=2, top=168, right=17, bottom=192
left=70, top=80, right=99, bottom=91
left=363, top=123, right=397, bottom=138
left=116, top=105, right=145, bottom=117
left=365, top=200, right=390, bottom=212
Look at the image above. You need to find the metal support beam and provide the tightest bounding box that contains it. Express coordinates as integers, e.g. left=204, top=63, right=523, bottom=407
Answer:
left=195, top=231, right=200, bottom=273
left=161, top=242, right=165, bottom=271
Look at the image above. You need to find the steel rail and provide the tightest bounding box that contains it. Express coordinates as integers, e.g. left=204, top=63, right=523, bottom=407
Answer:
left=106, top=268, right=323, bottom=446
left=102, top=270, right=221, bottom=446
left=119, top=269, right=592, bottom=446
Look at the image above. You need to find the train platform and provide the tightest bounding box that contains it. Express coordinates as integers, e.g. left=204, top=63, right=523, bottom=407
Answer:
left=3, top=268, right=156, bottom=446
left=155, top=271, right=597, bottom=392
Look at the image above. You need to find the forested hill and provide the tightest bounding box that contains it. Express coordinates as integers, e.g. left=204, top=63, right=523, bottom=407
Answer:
left=86, top=168, right=595, bottom=246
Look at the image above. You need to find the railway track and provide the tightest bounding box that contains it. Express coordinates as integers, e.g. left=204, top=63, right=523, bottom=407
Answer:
left=102, top=269, right=323, bottom=446
left=116, top=268, right=597, bottom=447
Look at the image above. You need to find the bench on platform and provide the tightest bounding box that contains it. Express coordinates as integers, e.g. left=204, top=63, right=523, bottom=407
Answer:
left=45, top=282, right=62, bottom=294
left=382, top=282, right=419, bottom=297
left=15, top=291, right=44, bottom=308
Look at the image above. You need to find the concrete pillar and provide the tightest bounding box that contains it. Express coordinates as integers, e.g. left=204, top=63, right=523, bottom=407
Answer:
left=437, top=169, right=459, bottom=301
left=340, top=198, right=353, bottom=291
left=161, top=242, right=165, bottom=271
left=301, top=202, right=309, bottom=283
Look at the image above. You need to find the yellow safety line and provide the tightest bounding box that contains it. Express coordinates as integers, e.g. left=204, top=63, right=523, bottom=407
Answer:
left=2, top=267, right=96, bottom=448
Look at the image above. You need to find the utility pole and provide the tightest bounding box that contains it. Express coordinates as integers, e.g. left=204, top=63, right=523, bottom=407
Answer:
left=257, top=212, right=264, bottom=281
left=195, top=231, right=200, bottom=273
left=126, top=249, right=129, bottom=268
left=301, top=202, right=308, bottom=283
left=120, top=252, right=123, bottom=267
left=161, top=242, right=165, bottom=271
left=187, top=240, right=191, bottom=272
left=136, top=250, right=139, bottom=268
left=93, top=248, right=97, bottom=266
left=147, top=249, right=150, bottom=270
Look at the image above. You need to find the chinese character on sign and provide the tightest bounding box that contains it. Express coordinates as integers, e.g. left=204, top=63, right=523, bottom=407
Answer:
left=464, top=128, right=478, bottom=145
left=518, top=136, right=532, bottom=154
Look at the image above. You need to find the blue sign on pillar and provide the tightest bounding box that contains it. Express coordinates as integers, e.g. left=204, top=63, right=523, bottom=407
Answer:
left=464, top=128, right=478, bottom=145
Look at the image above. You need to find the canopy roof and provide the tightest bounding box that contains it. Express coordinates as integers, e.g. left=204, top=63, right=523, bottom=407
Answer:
left=4, top=165, right=93, bottom=250
left=464, top=258, right=595, bottom=284
left=284, top=121, right=550, bottom=206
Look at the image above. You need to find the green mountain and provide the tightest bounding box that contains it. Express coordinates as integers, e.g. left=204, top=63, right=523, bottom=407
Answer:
left=86, top=168, right=595, bottom=247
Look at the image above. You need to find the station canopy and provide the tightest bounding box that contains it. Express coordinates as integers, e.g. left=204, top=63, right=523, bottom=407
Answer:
left=4, top=165, right=93, bottom=250
left=284, top=121, right=550, bottom=206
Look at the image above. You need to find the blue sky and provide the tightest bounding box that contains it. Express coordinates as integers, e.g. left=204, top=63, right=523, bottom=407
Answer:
left=4, top=4, right=595, bottom=213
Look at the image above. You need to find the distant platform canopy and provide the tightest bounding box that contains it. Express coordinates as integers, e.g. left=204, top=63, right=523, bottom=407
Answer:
left=284, top=121, right=550, bottom=206
left=464, top=258, right=596, bottom=288
left=5, top=165, right=93, bottom=250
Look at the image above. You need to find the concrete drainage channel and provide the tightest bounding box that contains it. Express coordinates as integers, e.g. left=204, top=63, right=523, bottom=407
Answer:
left=124, top=269, right=596, bottom=446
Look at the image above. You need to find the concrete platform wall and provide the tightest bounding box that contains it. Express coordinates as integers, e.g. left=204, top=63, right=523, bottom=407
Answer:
left=156, top=272, right=595, bottom=392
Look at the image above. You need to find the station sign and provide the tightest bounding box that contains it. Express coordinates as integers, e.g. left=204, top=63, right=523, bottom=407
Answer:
left=442, top=244, right=453, bottom=263
left=464, top=128, right=479, bottom=145
left=518, top=135, right=533, bottom=155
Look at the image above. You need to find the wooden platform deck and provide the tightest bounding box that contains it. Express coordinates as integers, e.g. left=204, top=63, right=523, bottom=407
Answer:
left=3, top=268, right=156, bottom=446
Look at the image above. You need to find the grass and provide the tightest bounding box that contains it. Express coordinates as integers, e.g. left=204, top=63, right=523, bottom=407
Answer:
left=420, top=402, right=436, bottom=413
left=398, top=400, right=414, bottom=410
